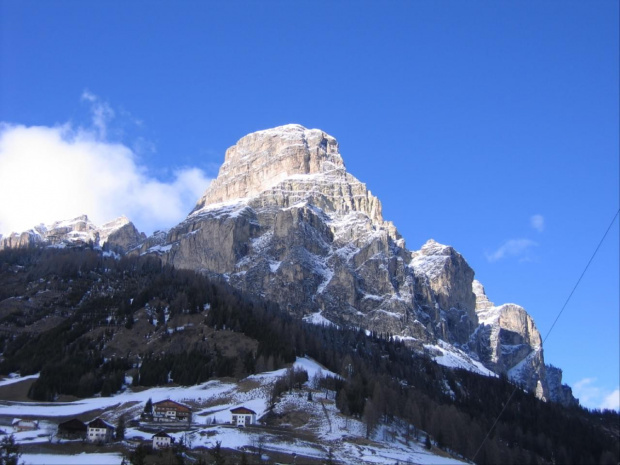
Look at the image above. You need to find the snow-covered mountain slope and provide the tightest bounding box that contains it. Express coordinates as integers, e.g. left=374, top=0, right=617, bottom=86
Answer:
left=0, top=215, right=144, bottom=253
left=139, top=124, right=575, bottom=406
left=0, top=358, right=465, bottom=465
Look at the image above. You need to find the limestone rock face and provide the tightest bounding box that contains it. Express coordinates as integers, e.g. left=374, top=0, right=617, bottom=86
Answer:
left=411, top=240, right=477, bottom=345
left=158, top=125, right=472, bottom=343
left=545, top=365, right=579, bottom=407
left=142, top=124, right=574, bottom=406
left=470, top=280, right=575, bottom=406
left=0, top=215, right=144, bottom=253
left=99, top=216, right=146, bottom=253
left=0, top=230, right=42, bottom=250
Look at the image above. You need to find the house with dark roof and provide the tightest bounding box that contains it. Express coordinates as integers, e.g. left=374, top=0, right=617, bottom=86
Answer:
left=152, top=431, right=174, bottom=450
left=153, top=399, right=192, bottom=423
left=230, top=407, right=256, bottom=426
left=86, top=418, right=114, bottom=444
left=57, top=419, right=87, bottom=439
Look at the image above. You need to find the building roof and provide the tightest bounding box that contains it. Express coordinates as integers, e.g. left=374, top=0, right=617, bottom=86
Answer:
left=88, top=418, right=114, bottom=430
left=58, top=419, right=87, bottom=431
left=153, top=399, right=191, bottom=412
left=153, top=431, right=171, bottom=438
left=230, top=407, right=257, bottom=415
left=12, top=418, right=38, bottom=427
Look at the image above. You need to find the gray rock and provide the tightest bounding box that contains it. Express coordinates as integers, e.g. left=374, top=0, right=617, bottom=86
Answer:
left=0, top=215, right=144, bottom=253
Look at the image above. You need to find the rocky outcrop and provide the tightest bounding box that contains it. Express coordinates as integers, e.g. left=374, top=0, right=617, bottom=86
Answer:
left=157, top=124, right=576, bottom=406
left=99, top=216, right=146, bottom=253
left=0, top=215, right=144, bottom=253
left=470, top=280, right=575, bottom=405
left=410, top=240, right=477, bottom=345
left=0, top=230, right=42, bottom=250
left=545, top=365, right=579, bottom=407
left=150, top=126, right=482, bottom=349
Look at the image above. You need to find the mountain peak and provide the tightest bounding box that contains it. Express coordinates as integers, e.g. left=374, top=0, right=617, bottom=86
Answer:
left=0, top=214, right=143, bottom=253
left=192, top=124, right=345, bottom=212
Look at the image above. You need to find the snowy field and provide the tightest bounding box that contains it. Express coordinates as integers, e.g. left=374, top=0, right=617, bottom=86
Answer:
left=1, top=357, right=465, bottom=465
left=21, top=452, right=123, bottom=465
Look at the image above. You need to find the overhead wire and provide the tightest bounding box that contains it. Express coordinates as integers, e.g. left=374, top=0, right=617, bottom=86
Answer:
left=472, top=207, right=620, bottom=462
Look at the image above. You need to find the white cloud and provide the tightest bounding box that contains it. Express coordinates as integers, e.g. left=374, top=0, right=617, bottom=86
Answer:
left=530, top=214, right=545, bottom=232
left=81, top=91, right=114, bottom=140
left=485, top=239, right=538, bottom=262
left=573, top=378, right=600, bottom=407
left=600, top=389, right=620, bottom=411
left=0, top=114, right=211, bottom=236
left=573, top=378, right=619, bottom=411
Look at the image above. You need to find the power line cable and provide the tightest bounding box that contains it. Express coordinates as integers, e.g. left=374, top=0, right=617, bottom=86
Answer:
left=472, top=208, right=620, bottom=462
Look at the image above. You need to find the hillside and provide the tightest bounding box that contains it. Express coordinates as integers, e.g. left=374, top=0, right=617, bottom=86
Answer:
left=0, top=358, right=467, bottom=465
left=0, top=247, right=617, bottom=464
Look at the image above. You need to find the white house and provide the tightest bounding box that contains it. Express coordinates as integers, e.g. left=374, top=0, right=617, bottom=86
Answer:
left=230, top=407, right=257, bottom=426
left=12, top=419, right=38, bottom=432
left=152, top=431, right=174, bottom=450
left=87, top=418, right=114, bottom=444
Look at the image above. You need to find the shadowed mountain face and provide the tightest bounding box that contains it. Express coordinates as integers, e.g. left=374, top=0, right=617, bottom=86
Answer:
left=142, top=124, right=574, bottom=406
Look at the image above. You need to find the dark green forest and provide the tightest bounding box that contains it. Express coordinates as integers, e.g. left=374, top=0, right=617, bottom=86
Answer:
left=0, top=247, right=618, bottom=464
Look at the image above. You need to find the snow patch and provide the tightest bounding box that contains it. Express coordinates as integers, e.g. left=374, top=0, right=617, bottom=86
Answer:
left=424, top=340, right=496, bottom=377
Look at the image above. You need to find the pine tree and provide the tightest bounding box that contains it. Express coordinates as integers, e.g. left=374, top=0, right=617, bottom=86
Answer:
left=116, top=414, right=126, bottom=440
left=425, top=434, right=432, bottom=450
left=208, top=440, right=226, bottom=465
left=142, top=397, right=153, bottom=420
left=363, top=399, right=380, bottom=439
left=0, top=435, right=21, bottom=465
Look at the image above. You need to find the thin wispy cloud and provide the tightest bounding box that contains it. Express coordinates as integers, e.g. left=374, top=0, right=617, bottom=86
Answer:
left=485, top=239, right=538, bottom=263
left=81, top=90, right=115, bottom=140
left=574, top=378, right=619, bottom=411
left=0, top=93, right=212, bottom=236
left=530, top=214, right=545, bottom=233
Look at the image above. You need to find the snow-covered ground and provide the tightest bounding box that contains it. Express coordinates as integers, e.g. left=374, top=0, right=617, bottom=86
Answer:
left=1, top=357, right=465, bottom=464
left=425, top=340, right=496, bottom=377
left=0, top=373, right=39, bottom=388
left=21, top=452, right=123, bottom=465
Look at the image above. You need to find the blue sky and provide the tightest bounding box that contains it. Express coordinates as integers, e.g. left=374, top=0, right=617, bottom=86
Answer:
left=0, top=1, right=618, bottom=410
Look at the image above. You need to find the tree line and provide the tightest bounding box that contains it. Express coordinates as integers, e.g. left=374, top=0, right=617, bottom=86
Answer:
left=0, top=247, right=617, bottom=464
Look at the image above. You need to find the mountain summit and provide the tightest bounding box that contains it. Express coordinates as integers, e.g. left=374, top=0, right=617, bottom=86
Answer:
left=0, top=214, right=144, bottom=253
left=192, top=124, right=390, bottom=230
left=0, top=125, right=575, bottom=406
left=145, top=124, right=575, bottom=405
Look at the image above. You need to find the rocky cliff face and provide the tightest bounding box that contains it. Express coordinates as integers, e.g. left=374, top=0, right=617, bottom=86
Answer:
left=1, top=124, right=576, bottom=406
left=158, top=125, right=410, bottom=336
left=144, top=124, right=574, bottom=405
left=0, top=215, right=144, bottom=253
left=470, top=280, right=576, bottom=404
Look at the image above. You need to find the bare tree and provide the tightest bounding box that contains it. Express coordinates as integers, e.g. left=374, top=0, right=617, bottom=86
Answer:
left=363, top=399, right=380, bottom=439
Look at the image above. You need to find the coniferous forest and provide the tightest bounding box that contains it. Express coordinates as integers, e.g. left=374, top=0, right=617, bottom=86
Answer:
left=0, top=247, right=618, bottom=464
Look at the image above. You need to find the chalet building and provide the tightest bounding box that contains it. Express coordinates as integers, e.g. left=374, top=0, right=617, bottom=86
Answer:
left=153, top=399, right=192, bottom=423
left=230, top=407, right=256, bottom=427
left=152, top=431, right=174, bottom=450
left=57, top=419, right=87, bottom=439
left=12, top=419, right=38, bottom=432
left=86, top=418, right=114, bottom=444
